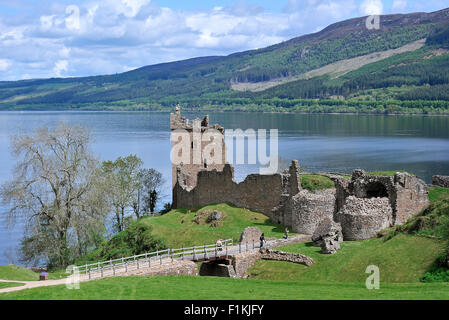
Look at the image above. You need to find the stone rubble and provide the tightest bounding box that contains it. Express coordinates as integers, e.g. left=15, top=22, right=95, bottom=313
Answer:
left=312, top=217, right=343, bottom=254
left=259, top=248, right=314, bottom=266
left=432, top=175, right=449, bottom=188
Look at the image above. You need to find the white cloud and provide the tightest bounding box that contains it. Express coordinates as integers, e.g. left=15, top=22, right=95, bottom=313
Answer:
left=392, top=0, right=408, bottom=11
left=53, top=60, right=68, bottom=77
left=59, top=46, right=71, bottom=58
left=0, top=0, right=447, bottom=80
left=0, top=59, right=11, bottom=71
left=359, top=0, right=384, bottom=15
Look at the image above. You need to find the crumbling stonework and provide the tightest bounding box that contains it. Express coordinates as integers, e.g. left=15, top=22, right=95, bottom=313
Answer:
left=173, top=161, right=302, bottom=225
left=312, top=217, right=343, bottom=254
left=333, top=170, right=429, bottom=240
left=291, top=189, right=336, bottom=234
left=228, top=249, right=261, bottom=278
left=239, top=227, right=262, bottom=245
left=432, top=175, right=449, bottom=188
left=259, top=248, right=314, bottom=266
left=129, top=260, right=198, bottom=277
left=335, top=196, right=392, bottom=240
left=170, top=105, right=226, bottom=191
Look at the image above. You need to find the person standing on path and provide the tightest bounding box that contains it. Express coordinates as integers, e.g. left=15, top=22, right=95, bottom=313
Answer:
left=260, top=233, right=265, bottom=248
left=284, top=227, right=289, bottom=239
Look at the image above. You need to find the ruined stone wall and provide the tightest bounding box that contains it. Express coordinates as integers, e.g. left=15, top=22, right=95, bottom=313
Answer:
left=335, top=196, right=392, bottom=240
left=228, top=249, right=261, bottom=278
left=128, top=260, right=198, bottom=277
left=333, top=170, right=429, bottom=240
left=170, top=106, right=226, bottom=190
left=394, top=172, right=429, bottom=225
left=433, top=175, right=449, bottom=188
left=291, top=189, right=336, bottom=234
left=174, top=162, right=301, bottom=223
left=259, top=248, right=314, bottom=266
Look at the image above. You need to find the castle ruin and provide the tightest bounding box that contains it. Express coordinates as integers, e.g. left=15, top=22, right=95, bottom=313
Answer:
left=170, top=105, right=226, bottom=193
left=171, top=108, right=430, bottom=240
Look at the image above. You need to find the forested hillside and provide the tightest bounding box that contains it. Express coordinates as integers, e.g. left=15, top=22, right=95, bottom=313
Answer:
left=1, top=8, right=449, bottom=114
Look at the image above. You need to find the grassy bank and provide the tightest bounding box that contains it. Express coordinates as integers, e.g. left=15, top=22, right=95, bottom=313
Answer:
left=0, top=265, right=39, bottom=281
left=248, top=234, right=446, bottom=283
left=1, top=275, right=449, bottom=300
left=136, top=203, right=289, bottom=248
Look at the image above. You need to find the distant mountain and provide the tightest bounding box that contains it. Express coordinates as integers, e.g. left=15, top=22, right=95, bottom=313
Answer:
left=1, top=8, right=449, bottom=114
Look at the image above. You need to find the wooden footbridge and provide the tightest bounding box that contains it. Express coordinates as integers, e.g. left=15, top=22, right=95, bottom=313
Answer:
left=76, top=238, right=262, bottom=280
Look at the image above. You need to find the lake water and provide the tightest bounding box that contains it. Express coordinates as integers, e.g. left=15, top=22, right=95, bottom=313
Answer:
left=1, top=111, right=448, bottom=265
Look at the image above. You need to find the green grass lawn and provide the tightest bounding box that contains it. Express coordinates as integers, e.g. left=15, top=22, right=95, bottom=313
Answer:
left=0, top=265, right=39, bottom=281
left=138, top=203, right=290, bottom=248
left=1, top=275, right=449, bottom=300
left=428, top=186, right=449, bottom=203
left=367, top=170, right=406, bottom=176
left=247, top=234, right=446, bottom=283
left=0, top=282, right=24, bottom=289
left=300, top=175, right=334, bottom=192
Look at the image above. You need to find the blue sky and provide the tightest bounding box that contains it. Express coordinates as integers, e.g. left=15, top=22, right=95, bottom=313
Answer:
left=0, top=0, right=447, bottom=80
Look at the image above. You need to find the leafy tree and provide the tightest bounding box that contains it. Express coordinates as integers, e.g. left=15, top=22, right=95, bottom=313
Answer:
left=0, top=123, right=108, bottom=267
left=137, top=168, right=164, bottom=216
left=100, top=155, right=143, bottom=232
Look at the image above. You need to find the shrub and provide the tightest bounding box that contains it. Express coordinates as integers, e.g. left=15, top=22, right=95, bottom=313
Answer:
left=100, top=224, right=167, bottom=260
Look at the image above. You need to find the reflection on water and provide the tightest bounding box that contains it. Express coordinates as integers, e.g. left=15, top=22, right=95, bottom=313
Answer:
left=0, top=111, right=448, bottom=265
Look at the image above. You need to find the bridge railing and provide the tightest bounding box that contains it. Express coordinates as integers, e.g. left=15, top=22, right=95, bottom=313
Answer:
left=75, top=238, right=234, bottom=279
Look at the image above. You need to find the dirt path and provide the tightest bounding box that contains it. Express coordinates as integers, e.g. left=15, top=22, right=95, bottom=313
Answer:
left=0, top=277, right=89, bottom=294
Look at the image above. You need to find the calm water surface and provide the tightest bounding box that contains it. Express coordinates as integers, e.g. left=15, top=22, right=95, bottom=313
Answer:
left=0, top=111, right=448, bottom=265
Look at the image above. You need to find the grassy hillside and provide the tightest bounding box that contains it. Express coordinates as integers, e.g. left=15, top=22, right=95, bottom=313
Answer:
left=248, top=235, right=446, bottom=283
left=0, top=265, right=39, bottom=281
left=73, top=203, right=289, bottom=264
left=135, top=203, right=289, bottom=248
left=0, top=9, right=449, bottom=113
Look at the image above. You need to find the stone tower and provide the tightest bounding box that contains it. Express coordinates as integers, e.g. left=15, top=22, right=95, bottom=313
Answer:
left=170, top=105, right=226, bottom=194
